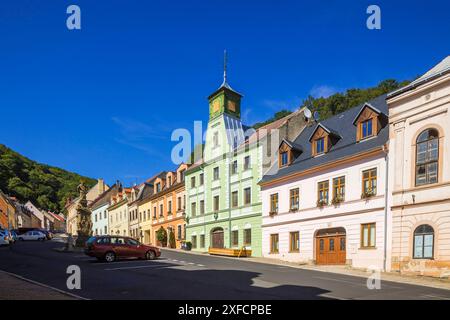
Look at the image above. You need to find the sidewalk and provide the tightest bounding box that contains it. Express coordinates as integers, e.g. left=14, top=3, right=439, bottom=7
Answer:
left=160, top=247, right=450, bottom=291
left=0, top=271, right=79, bottom=300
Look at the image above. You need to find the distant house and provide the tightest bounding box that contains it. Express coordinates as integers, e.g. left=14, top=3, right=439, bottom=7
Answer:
left=90, top=183, right=120, bottom=236
left=47, top=211, right=66, bottom=231
left=0, top=190, right=16, bottom=229
left=11, top=199, right=33, bottom=228
left=65, top=179, right=109, bottom=236
left=24, top=201, right=45, bottom=229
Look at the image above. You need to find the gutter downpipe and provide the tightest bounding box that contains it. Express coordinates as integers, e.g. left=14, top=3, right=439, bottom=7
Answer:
left=382, top=144, right=389, bottom=272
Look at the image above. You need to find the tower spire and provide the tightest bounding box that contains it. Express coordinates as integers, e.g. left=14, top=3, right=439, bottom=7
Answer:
left=223, top=49, right=227, bottom=85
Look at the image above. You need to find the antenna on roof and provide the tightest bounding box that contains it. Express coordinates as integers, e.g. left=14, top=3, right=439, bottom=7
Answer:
left=304, top=107, right=312, bottom=121
left=313, top=111, right=320, bottom=122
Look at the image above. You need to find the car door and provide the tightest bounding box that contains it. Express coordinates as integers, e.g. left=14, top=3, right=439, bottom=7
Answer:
left=111, top=237, right=128, bottom=258
left=125, top=238, right=142, bottom=258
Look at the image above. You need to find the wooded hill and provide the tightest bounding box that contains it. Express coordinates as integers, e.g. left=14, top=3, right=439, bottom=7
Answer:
left=253, top=79, right=411, bottom=129
left=0, top=144, right=96, bottom=212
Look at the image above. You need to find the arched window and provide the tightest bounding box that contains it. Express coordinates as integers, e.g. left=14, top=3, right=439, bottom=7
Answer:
left=413, top=224, right=434, bottom=259
left=415, top=129, right=439, bottom=186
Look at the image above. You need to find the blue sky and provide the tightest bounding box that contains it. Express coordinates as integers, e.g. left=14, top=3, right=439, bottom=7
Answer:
left=0, top=0, right=449, bottom=186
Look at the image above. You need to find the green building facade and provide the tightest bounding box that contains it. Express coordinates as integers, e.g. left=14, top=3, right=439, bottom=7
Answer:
left=185, top=74, right=265, bottom=256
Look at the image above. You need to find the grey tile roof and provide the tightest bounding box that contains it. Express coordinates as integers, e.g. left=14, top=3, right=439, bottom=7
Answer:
left=388, top=56, right=450, bottom=98
left=261, top=94, right=389, bottom=183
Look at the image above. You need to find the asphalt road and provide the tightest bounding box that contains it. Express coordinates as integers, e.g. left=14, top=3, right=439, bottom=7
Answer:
left=1, top=241, right=449, bottom=300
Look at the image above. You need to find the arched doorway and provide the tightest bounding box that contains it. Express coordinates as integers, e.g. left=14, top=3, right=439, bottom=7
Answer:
left=315, top=227, right=346, bottom=265
left=211, top=227, right=224, bottom=249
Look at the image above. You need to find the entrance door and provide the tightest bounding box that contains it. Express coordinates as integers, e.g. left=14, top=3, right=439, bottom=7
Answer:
left=315, top=228, right=346, bottom=265
left=211, top=228, right=224, bottom=249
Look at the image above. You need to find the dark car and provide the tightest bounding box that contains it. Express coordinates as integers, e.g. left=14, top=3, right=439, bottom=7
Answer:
left=84, top=236, right=161, bottom=263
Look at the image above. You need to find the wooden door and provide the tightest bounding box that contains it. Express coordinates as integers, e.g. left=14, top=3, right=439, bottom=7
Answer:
left=316, top=235, right=346, bottom=265
left=211, top=229, right=224, bottom=248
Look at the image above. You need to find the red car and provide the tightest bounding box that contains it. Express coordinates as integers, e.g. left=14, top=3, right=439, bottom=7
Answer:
left=84, top=236, right=161, bottom=262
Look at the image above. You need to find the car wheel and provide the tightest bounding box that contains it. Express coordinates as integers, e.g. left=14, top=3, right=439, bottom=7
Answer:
left=19, top=238, right=24, bottom=241
left=104, top=252, right=116, bottom=263
left=145, top=250, right=156, bottom=260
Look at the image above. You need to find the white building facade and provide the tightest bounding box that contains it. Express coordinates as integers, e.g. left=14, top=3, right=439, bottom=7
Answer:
left=387, top=56, right=450, bottom=277
left=260, top=95, right=391, bottom=270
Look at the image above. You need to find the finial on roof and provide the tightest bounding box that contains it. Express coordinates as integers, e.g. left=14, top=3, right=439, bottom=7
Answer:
left=223, top=49, right=227, bottom=85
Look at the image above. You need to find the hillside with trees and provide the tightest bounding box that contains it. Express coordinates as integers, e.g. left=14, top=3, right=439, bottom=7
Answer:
left=0, top=144, right=96, bottom=213
left=253, top=79, right=411, bottom=129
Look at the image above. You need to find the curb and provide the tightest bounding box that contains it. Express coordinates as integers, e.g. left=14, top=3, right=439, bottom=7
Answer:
left=159, top=247, right=450, bottom=291
left=0, top=269, right=89, bottom=300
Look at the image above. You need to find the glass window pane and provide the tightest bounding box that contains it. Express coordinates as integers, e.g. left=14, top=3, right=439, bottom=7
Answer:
left=329, top=239, right=335, bottom=251
left=370, top=225, right=376, bottom=246
left=427, top=162, right=438, bottom=183
left=363, top=226, right=369, bottom=247
left=414, top=235, right=423, bottom=258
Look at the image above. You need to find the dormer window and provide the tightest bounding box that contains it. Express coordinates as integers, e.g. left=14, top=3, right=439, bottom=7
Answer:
left=278, top=139, right=302, bottom=169
left=353, top=103, right=385, bottom=142
left=309, top=123, right=340, bottom=157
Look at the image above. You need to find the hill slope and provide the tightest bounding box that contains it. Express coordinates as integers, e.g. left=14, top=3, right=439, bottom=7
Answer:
left=253, top=79, right=411, bottom=129
left=0, top=144, right=96, bottom=212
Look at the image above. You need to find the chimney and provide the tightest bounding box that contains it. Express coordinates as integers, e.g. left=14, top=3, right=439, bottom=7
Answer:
left=98, top=178, right=105, bottom=193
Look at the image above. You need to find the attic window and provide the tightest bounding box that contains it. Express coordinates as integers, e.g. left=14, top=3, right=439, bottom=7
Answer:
left=354, top=103, right=381, bottom=142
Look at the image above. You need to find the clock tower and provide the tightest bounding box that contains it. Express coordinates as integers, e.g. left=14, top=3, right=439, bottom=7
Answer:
left=208, top=51, right=242, bottom=120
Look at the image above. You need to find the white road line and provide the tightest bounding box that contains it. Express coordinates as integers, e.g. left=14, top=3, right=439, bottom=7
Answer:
left=197, top=264, right=205, bottom=267
left=104, top=265, right=164, bottom=271
left=0, top=269, right=89, bottom=300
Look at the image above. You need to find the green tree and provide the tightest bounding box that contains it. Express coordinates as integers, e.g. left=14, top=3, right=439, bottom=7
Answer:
left=156, top=227, right=167, bottom=247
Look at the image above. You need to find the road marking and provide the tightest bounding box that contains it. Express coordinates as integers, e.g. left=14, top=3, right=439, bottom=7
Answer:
left=251, top=278, right=279, bottom=288
left=0, top=269, right=89, bottom=300
left=197, top=264, right=205, bottom=267
left=104, top=265, right=165, bottom=271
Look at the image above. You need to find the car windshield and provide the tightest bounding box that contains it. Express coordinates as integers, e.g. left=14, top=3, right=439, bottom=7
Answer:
left=86, top=237, right=96, bottom=244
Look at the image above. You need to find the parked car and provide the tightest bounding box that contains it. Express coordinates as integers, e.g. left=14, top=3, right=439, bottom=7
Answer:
left=35, top=229, right=53, bottom=240
left=0, top=229, right=11, bottom=246
left=84, top=236, right=161, bottom=262
left=16, top=227, right=35, bottom=235
left=17, top=230, right=46, bottom=241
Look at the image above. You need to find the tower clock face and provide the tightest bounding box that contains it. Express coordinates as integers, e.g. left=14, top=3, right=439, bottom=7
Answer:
left=228, top=100, right=236, bottom=112
left=212, top=100, right=220, bottom=113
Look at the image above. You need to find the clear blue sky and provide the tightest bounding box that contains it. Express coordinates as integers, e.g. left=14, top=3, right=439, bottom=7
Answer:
left=0, top=0, right=449, bottom=186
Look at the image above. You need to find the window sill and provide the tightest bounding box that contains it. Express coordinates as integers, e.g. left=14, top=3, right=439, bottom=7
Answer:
left=359, top=247, right=377, bottom=250
left=289, top=250, right=300, bottom=253
left=269, top=252, right=279, bottom=255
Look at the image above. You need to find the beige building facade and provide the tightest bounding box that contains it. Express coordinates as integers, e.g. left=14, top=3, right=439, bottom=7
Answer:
left=388, top=56, right=450, bottom=277
left=66, top=179, right=108, bottom=235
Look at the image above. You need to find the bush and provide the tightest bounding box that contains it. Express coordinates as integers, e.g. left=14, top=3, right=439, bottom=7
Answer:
left=156, top=227, right=167, bottom=247
left=168, top=230, right=176, bottom=248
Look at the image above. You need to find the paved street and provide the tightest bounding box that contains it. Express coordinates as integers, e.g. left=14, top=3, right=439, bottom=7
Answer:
left=1, top=241, right=450, bottom=300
